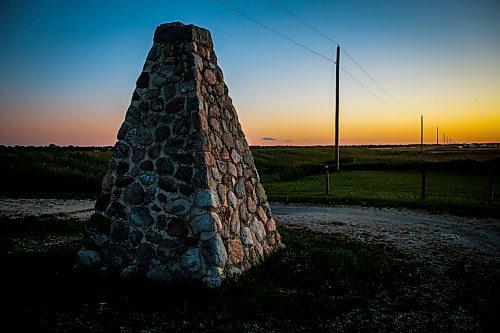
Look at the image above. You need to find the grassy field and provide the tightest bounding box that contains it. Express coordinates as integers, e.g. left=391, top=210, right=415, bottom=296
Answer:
left=1, top=217, right=497, bottom=331
left=0, top=145, right=499, bottom=216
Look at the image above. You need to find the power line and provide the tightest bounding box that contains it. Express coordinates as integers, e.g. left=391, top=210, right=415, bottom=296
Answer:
left=268, top=0, right=339, bottom=45
left=214, top=0, right=415, bottom=121
left=214, top=0, right=335, bottom=63
left=267, top=0, right=418, bottom=118
left=341, top=67, right=415, bottom=120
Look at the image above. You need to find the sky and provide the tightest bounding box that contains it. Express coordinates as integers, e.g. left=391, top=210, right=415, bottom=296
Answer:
left=0, top=0, right=499, bottom=146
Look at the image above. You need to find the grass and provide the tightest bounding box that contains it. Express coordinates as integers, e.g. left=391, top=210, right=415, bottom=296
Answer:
left=1, top=145, right=499, bottom=216
left=0, top=217, right=497, bottom=331
left=265, top=170, right=500, bottom=217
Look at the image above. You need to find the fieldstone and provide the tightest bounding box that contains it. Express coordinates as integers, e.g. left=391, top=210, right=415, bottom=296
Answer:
left=189, top=212, right=218, bottom=235
left=241, top=227, right=254, bottom=246
left=95, top=193, right=111, bottom=211
left=136, top=243, right=154, bottom=268
left=104, top=244, right=130, bottom=268
left=195, top=189, right=220, bottom=208
left=167, top=217, right=189, bottom=237
left=203, top=234, right=227, bottom=268
left=148, top=145, right=161, bottom=159
left=120, top=265, right=139, bottom=279
left=165, top=198, right=192, bottom=215
left=228, top=191, right=238, bottom=209
left=130, top=207, right=154, bottom=226
left=113, top=141, right=130, bottom=158
left=251, top=218, right=266, bottom=243
left=115, top=176, right=134, bottom=187
left=123, top=183, right=144, bottom=205
left=147, top=265, right=171, bottom=283
left=227, top=238, right=244, bottom=265
left=181, top=248, right=205, bottom=274
left=216, top=160, right=227, bottom=173
left=152, top=75, right=167, bottom=87
left=77, top=22, right=282, bottom=287
left=110, top=222, right=130, bottom=240
left=255, top=183, right=267, bottom=204
left=157, top=239, right=184, bottom=263
left=166, top=97, right=185, bottom=113
left=107, top=202, right=127, bottom=219
left=156, top=157, right=174, bottom=174
left=91, top=234, right=109, bottom=248
left=235, top=179, right=245, bottom=198
left=266, top=219, right=277, bottom=233
left=231, top=149, right=242, bottom=164
left=155, top=125, right=170, bottom=141
left=129, top=229, right=144, bottom=246
left=263, top=202, right=273, bottom=219
left=227, top=162, right=237, bottom=177
left=137, top=130, right=153, bottom=145
left=139, top=174, right=155, bottom=186
left=76, top=249, right=101, bottom=269
left=146, top=230, right=162, bottom=244
left=158, top=176, right=178, bottom=192
left=203, top=267, right=223, bottom=288
left=136, top=72, right=150, bottom=88
left=101, top=175, right=114, bottom=192
left=174, top=165, right=193, bottom=182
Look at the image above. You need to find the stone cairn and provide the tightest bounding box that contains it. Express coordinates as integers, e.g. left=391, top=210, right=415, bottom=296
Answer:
left=75, top=22, right=283, bottom=287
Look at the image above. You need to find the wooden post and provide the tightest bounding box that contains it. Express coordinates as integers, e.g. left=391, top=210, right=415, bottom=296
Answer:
left=436, top=126, right=439, bottom=150
left=335, top=45, right=340, bottom=171
left=420, top=115, right=423, bottom=153
left=421, top=167, right=426, bottom=199
left=325, top=165, right=330, bottom=195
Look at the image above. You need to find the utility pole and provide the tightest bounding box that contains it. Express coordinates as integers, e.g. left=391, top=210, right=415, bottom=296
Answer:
left=420, top=115, right=423, bottom=153
left=335, top=45, right=340, bottom=171
left=436, top=127, right=439, bottom=150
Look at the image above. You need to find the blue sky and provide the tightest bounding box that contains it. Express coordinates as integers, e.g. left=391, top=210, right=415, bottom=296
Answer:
left=1, top=0, right=499, bottom=145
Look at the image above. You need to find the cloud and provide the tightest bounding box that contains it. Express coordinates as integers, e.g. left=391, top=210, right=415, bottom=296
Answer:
left=285, top=140, right=293, bottom=143
left=261, top=137, right=276, bottom=141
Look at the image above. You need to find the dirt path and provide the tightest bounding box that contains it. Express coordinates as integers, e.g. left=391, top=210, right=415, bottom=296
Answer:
left=273, top=203, right=500, bottom=330
left=273, top=203, right=500, bottom=273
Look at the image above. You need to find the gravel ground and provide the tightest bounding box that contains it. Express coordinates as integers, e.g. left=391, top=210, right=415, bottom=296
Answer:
left=272, top=203, right=500, bottom=331
left=1, top=199, right=499, bottom=331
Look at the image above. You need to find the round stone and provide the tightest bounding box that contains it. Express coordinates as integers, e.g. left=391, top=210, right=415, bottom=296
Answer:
left=104, top=244, right=130, bottom=268
left=174, top=166, right=193, bottom=182
left=123, top=183, right=144, bottom=205
left=131, top=207, right=154, bottom=226
left=155, top=126, right=170, bottom=142
left=156, top=157, right=174, bottom=174
left=181, top=248, right=204, bottom=274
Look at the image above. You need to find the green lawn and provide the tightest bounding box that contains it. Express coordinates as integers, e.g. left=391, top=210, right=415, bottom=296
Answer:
left=265, top=170, right=500, bottom=217
left=1, top=145, right=498, bottom=216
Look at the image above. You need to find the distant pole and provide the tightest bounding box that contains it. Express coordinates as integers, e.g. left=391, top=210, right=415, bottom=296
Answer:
left=325, top=165, right=330, bottom=195
left=443, top=133, right=446, bottom=146
left=335, top=45, right=340, bottom=172
left=420, top=115, right=423, bottom=153
left=436, top=127, right=439, bottom=150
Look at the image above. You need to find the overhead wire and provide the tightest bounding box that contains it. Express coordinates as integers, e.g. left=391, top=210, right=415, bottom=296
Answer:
left=214, top=0, right=417, bottom=121
left=267, top=0, right=420, bottom=119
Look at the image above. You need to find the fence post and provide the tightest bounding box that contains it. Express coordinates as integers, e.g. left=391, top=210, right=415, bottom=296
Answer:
left=325, top=165, right=330, bottom=195
left=421, top=167, right=426, bottom=199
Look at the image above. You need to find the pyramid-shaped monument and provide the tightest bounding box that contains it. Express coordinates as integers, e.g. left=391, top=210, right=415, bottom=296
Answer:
left=75, top=22, right=283, bottom=287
